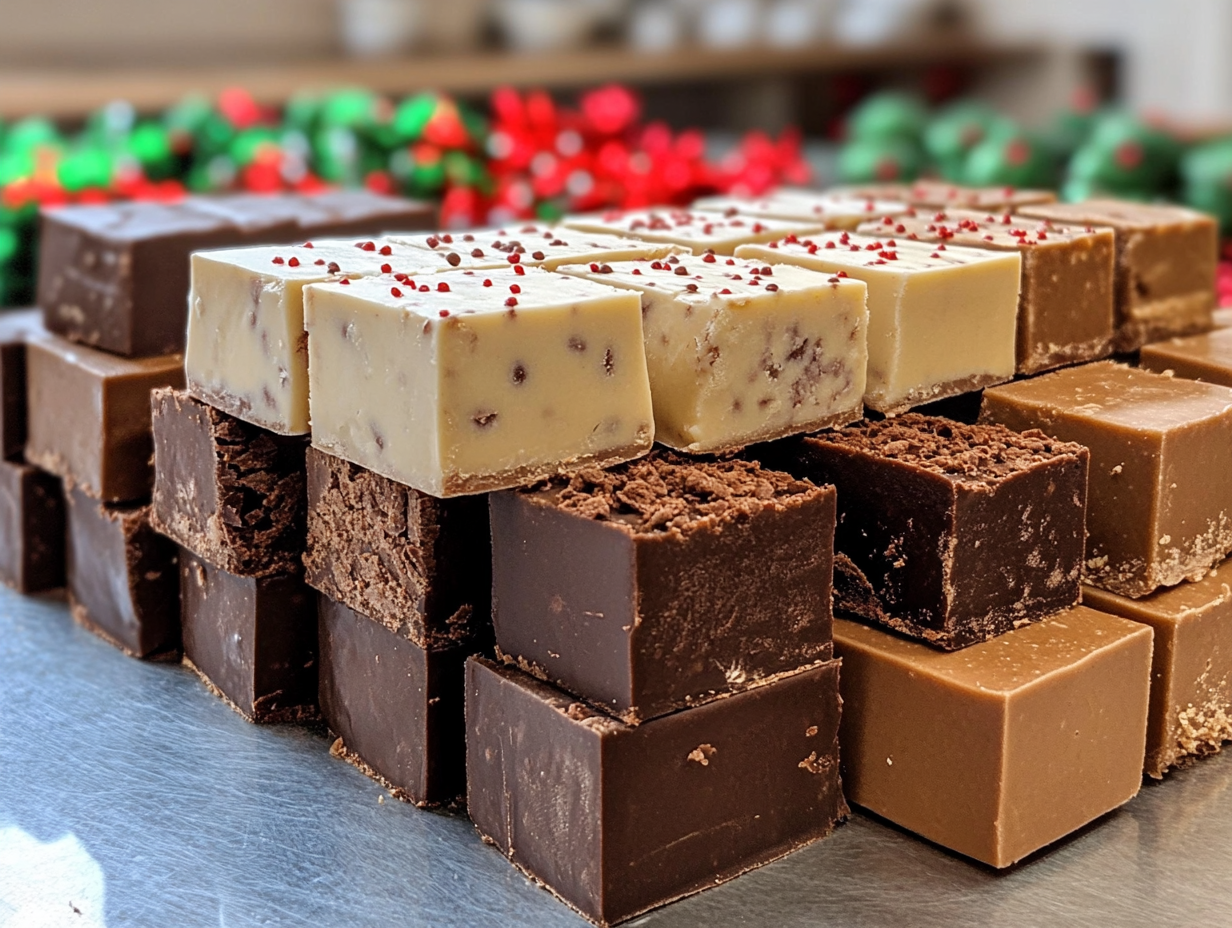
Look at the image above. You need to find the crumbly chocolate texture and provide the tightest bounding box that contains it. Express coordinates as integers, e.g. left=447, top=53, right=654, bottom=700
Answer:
left=303, top=447, right=491, bottom=650
left=0, top=459, right=64, bottom=593
left=493, top=451, right=835, bottom=723
left=65, top=488, right=180, bottom=660
left=466, top=656, right=846, bottom=927
left=151, top=388, right=307, bottom=578
left=760, top=414, right=1088, bottom=650
left=542, top=454, right=817, bottom=534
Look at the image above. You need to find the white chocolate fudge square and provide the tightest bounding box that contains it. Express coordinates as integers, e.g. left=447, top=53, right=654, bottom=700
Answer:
left=186, top=239, right=446, bottom=435
left=563, top=209, right=823, bottom=256
left=303, top=268, right=655, bottom=496
left=693, top=190, right=910, bottom=231
left=387, top=224, right=680, bottom=271
left=737, top=232, right=1020, bottom=414
left=562, top=253, right=868, bottom=452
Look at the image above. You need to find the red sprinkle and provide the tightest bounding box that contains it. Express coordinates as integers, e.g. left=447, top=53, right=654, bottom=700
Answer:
left=426, top=236, right=440, bottom=248
left=514, top=265, right=526, bottom=276
left=302, top=242, right=314, bottom=248
left=390, top=287, right=403, bottom=298
left=379, top=245, right=392, bottom=256
left=437, top=282, right=451, bottom=292
left=358, top=241, right=376, bottom=251
left=510, top=284, right=521, bottom=294
left=339, top=278, right=350, bottom=285
left=719, top=288, right=732, bottom=295
left=314, top=259, right=325, bottom=266
left=439, top=309, right=450, bottom=317
left=288, top=256, right=300, bottom=267
left=505, top=297, right=518, bottom=307
left=419, top=285, right=430, bottom=292
left=381, top=263, right=392, bottom=273
left=703, top=254, right=716, bottom=263
left=272, top=256, right=284, bottom=265
left=508, top=253, right=521, bottom=264
left=483, top=279, right=493, bottom=287
left=765, top=283, right=779, bottom=292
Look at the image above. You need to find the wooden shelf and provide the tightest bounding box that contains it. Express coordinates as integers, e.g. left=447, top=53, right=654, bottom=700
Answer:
left=0, top=38, right=1043, bottom=119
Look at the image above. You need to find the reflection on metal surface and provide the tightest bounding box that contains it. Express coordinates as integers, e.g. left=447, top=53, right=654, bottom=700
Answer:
left=2, top=587, right=1232, bottom=927
left=0, top=827, right=107, bottom=927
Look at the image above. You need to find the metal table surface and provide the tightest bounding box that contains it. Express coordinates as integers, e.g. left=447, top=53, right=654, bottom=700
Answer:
left=3, top=587, right=1232, bottom=928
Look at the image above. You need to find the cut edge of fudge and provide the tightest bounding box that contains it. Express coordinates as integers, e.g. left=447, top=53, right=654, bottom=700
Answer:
left=872, top=369, right=1014, bottom=417
left=327, top=737, right=465, bottom=811
left=183, top=655, right=321, bottom=726
left=69, top=596, right=180, bottom=663
left=520, top=452, right=824, bottom=538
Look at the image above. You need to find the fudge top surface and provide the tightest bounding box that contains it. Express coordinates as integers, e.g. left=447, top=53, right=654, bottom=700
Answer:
left=692, top=190, right=908, bottom=222
left=801, top=413, right=1086, bottom=484
left=858, top=208, right=1115, bottom=249
left=562, top=252, right=865, bottom=303
left=29, top=329, right=183, bottom=377
left=1142, top=327, right=1232, bottom=365
left=741, top=230, right=1020, bottom=273
left=0, top=308, right=45, bottom=344
left=563, top=209, right=822, bottom=244
left=834, top=607, right=1150, bottom=695
left=1017, top=198, right=1216, bottom=231
left=388, top=223, right=677, bottom=269
left=305, top=265, right=634, bottom=319
left=832, top=181, right=1056, bottom=209
left=520, top=452, right=824, bottom=536
left=193, top=238, right=442, bottom=279
left=292, top=189, right=433, bottom=223
left=41, top=199, right=235, bottom=241
left=982, top=361, right=1232, bottom=432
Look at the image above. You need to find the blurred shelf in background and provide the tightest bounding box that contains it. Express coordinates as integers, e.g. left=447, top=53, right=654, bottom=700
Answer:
left=0, top=38, right=1045, bottom=120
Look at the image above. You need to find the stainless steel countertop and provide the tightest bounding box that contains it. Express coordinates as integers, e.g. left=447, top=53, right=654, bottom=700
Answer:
left=3, top=587, right=1231, bottom=927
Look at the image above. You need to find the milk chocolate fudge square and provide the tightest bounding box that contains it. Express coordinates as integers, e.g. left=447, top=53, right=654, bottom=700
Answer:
left=1017, top=199, right=1218, bottom=351
left=1140, top=327, right=1232, bottom=389
left=982, top=362, right=1232, bottom=598
left=0, top=461, right=64, bottom=593
left=318, top=594, right=468, bottom=806
left=26, top=332, right=184, bottom=503
left=0, top=309, right=46, bottom=460
left=466, top=657, right=845, bottom=927
left=860, top=209, right=1116, bottom=374
left=835, top=608, right=1152, bottom=868
left=1084, top=561, right=1232, bottom=778
left=761, top=415, right=1087, bottom=650
left=180, top=548, right=317, bottom=723
left=303, top=268, right=655, bottom=497
left=151, top=388, right=308, bottom=578
left=490, top=454, right=835, bottom=723
left=65, top=488, right=179, bottom=660
left=303, top=447, right=490, bottom=650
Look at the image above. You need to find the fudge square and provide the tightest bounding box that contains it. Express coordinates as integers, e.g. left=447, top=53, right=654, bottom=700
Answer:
left=562, top=254, right=867, bottom=453
left=318, top=593, right=468, bottom=806
left=181, top=548, right=318, bottom=723
left=0, top=308, right=46, bottom=460
left=691, top=190, right=909, bottom=230
left=737, top=232, right=1020, bottom=414
left=151, top=388, right=308, bottom=578
left=859, top=209, right=1116, bottom=374
left=303, top=447, right=491, bottom=650
left=1140, top=327, right=1232, bottom=389
left=0, top=460, right=64, bottom=593
left=981, top=362, right=1232, bottom=598
left=304, top=267, right=654, bottom=496
left=563, top=208, right=824, bottom=256
left=388, top=223, right=679, bottom=270
left=1017, top=199, right=1218, bottom=351
left=466, top=656, right=845, bottom=927
left=489, top=454, right=835, bottom=724
left=761, top=415, right=1087, bottom=650
left=835, top=607, right=1152, bottom=868
left=186, top=239, right=442, bottom=436
left=26, top=331, right=184, bottom=503
left=1084, top=562, right=1232, bottom=779
left=65, top=488, right=179, bottom=660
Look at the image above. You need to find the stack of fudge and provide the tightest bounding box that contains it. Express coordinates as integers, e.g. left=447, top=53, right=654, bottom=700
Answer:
left=6, top=176, right=1232, bottom=925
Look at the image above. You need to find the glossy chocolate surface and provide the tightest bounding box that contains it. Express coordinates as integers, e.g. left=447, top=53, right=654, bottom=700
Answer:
left=0, top=458, right=64, bottom=593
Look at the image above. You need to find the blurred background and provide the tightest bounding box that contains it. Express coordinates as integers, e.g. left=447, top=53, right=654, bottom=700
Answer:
left=1, top=0, right=1231, bottom=303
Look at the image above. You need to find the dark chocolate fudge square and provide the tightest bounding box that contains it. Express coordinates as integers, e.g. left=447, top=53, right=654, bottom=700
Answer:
left=489, top=453, right=835, bottom=723
left=0, top=459, right=64, bottom=593
left=151, top=388, right=307, bottom=577
left=762, top=414, right=1088, bottom=650
left=319, top=594, right=467, bottom=806
left=466, top=657, right=846, bottom=928
left=0, top=309, right=45, bottom=461
left=65, top=487, right=179, bottom=660
left=304, top=447, right=490, bottom=651
left=180, top=548, right=317, bottom=723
